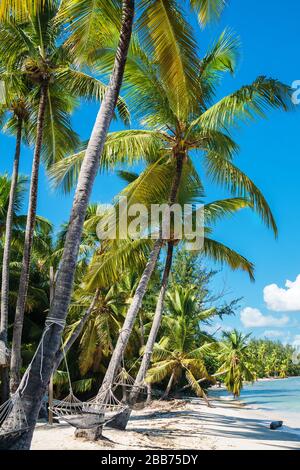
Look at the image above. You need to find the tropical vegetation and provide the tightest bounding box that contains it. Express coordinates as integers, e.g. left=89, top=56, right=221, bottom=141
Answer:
left=0, top=0, right=296, bottom=450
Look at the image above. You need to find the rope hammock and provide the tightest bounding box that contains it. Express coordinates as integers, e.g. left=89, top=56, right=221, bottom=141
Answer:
left=0, top=392, right=30, bottom=449
left=113, top=368, right=136, bottom=390
left=50, top=385, right=128, bottom=429
left=0, top=317, right=65, bottom=443
left=49, top=340, right=127, bottom=429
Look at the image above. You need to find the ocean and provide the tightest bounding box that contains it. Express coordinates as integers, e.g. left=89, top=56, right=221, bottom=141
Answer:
left=209, top=376, right=300, bottom=429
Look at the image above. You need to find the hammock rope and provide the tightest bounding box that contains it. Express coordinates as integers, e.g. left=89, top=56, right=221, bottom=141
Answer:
left=0, top=317, right=65, bottom=441
left=113, top=368, right=136, bottom=390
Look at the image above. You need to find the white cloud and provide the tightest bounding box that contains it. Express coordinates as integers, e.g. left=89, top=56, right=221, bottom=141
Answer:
left=264, top=274, right=300, bottom=312
left=293, top=335, right=300, bottom=347
left=262, top=330, right=285, bottom=339
left=240, top=307, right=289, bottom=328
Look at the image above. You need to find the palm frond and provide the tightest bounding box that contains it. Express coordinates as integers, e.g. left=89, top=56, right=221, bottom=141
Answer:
left=192, top=77, right=291, bottom=131
left=203, top=237, right=255, bottom=281
left=189, top=0, right=226, bottom=25
left=204, top=197, right=253, bottom=225
left=139, top=0, right=199, bottom=118
left=0, top=0, right=46, bottom=21
left=49, top=130, right=165, bottom=192
left=204, top=153, right=277, bottom=235
left=56, top=69, right=130, bottom=124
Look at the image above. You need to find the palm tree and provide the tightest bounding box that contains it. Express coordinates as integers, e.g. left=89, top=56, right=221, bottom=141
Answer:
left=0, top=1, right=135, bottom=447
left=145, top=306, right=215, bottom=402
left=0, top=175, right=52, bottom=402
left=53, top=20, right=290, bottom=402
left=104, top=168, right=256, bottom=428
left=0, top=1, right=231, bottom=448
left=0, top=79, right=31, bottom=399
left=0, top=1, right=128, bottom=391
left=216, top=329, right=255, bottom=398
left=89, top=22, right=289, bottom=396
left=0, top=174, right=28, bottom=402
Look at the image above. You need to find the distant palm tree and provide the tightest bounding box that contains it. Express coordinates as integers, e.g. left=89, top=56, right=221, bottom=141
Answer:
left=216, top=329, right=254, bottom=398
left=146, top=304, right=215, bottom=402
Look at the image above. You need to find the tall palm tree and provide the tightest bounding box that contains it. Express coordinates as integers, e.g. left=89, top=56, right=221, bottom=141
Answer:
left=0, top=0, right=129, bottom=391
left=38, top=0, right=231, bottom=411
left=0, top=93, right=29, bottom=362
left=102, top=165, right=257, bottom=428
left=83, top=23, right=289, bottom=398
left=0, top=0, right=135, bottom=449
left=0, top=174, right=28, bottom=402
left=216, top=329, right=254, bottom=398
left=0, top=175, right=52, bottom=402
left=0, top=0, right=262, bottom=449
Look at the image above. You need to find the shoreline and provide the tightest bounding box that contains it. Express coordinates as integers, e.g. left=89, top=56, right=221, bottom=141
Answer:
left=209, top=375, right=300, bottom=436
left=31, top=397, right=300, bottom=450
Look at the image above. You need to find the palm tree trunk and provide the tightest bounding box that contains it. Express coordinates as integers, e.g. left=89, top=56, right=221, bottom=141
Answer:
left=10, top=83, right=48, bottom=394
left=109, top=243, right=174, bottom=430
left=96, top=238, right=163, bottom=396
left=1, top=0, right=135, bottom=450
left=146, top=382, right=152, bottom=405
left=0, top=118, right=23, bottom=403
left=163, top=370, right=175, bottom=399
left=107, top=154, right=184, bottom=430
left=98, top=153, right=185, bottom=401
left=131, top=242, right=173, bottom=402
left=52, top=289, right=100, bottom=371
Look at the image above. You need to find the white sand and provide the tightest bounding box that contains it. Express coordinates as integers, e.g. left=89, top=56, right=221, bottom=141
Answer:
left=31, top=398, right=300, bottom=450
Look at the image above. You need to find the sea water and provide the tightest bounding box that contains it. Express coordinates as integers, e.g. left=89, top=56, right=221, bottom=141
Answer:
left=210, top=376, right=300, bottom=429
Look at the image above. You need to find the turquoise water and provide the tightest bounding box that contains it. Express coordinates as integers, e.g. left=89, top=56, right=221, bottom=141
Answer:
left=210, top=377, right=300, bottom=423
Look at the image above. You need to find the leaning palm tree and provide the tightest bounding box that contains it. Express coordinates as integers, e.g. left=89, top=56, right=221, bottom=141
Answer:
left=216, top=329, right=255, bottom=398
left=79, top=24, right=289, bottom=398
left=0, top=1, right=240, bottom=449
left=0, top=1, right=129, bottom=392
left=1, top=1, right=134, bottom=447
left=99, top=163, right=257, bottom=428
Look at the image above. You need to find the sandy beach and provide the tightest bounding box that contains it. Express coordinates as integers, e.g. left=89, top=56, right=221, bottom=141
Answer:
left=31, top=398, right=300, bottom=450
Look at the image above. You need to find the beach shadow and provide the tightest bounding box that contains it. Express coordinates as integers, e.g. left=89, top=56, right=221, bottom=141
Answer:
left=126, top=406, right=300, bottom=450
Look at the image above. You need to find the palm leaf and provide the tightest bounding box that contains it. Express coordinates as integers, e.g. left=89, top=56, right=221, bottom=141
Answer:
left=189, top=0, right=226, bottom=25
left=139, top=0, right=199, bottom=118
left=192, top=77, right=291, bottom=131
left=203, top=237, right=255, bottom=280
left=204, top=153, right=277, bottom=234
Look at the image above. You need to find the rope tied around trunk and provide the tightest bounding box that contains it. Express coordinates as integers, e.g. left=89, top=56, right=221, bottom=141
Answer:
left=20, top=317, right=66, bottom=394
left=0, top=317, right=65, bottom=439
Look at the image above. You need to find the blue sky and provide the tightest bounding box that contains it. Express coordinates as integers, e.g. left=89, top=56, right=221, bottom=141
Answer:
left=1, top=0, right=300, bottom=345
